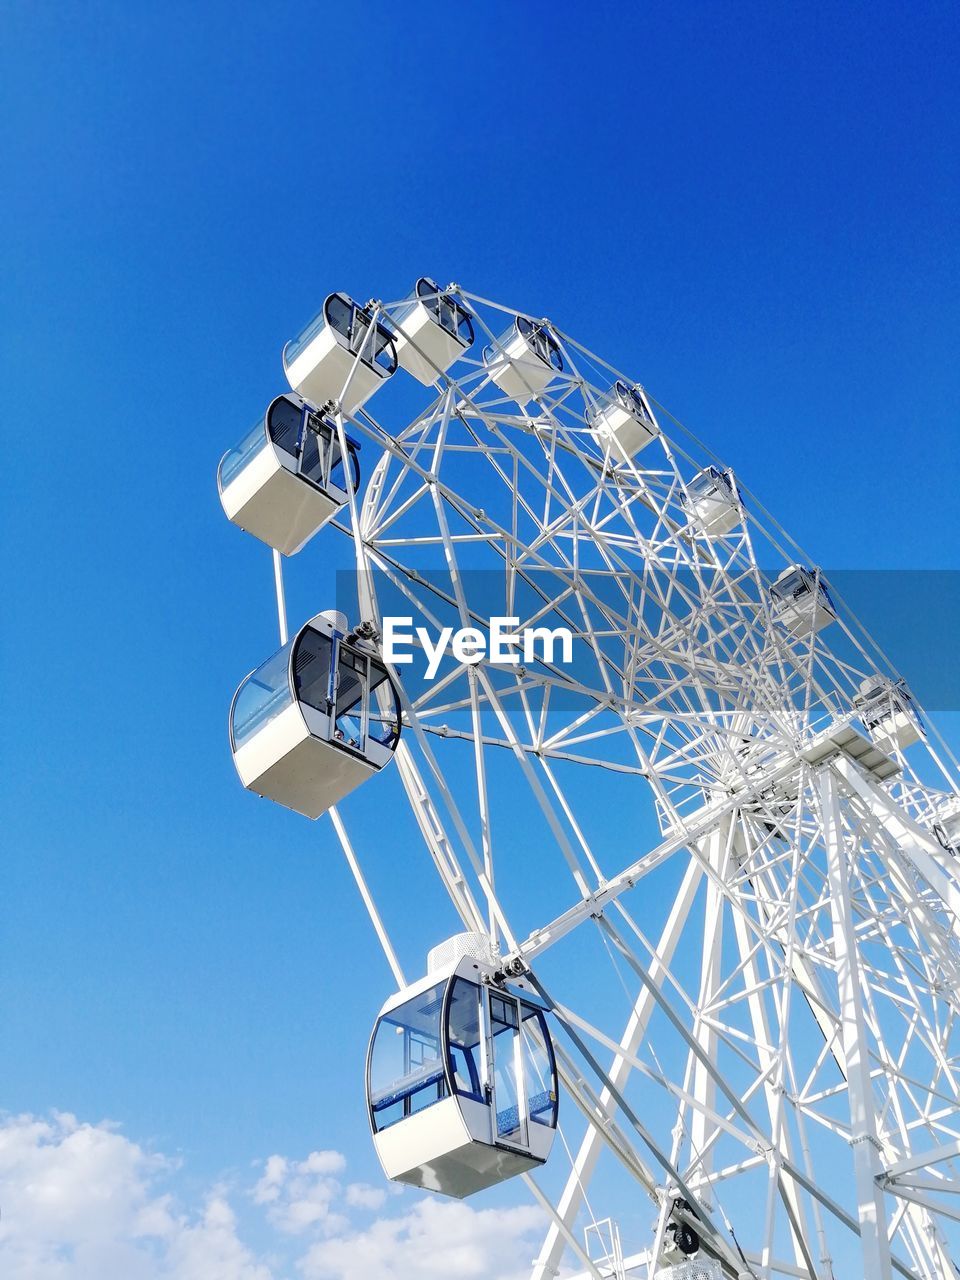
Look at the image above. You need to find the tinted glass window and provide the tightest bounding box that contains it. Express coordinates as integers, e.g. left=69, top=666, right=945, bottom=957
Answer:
left=267, top=397, right=304, bottom=456
left=416, top=277, right=440, bottom=301
left=517, top=318, right=562, bottom=370
left=446, top=979, right=483, bottom=1102
left=330, top=438, right=360, bottom=491
left=415, top=279, right=473, bottom=344
left=490, top=995, right=525, bottom=1143
left=616, top=382, right=652, bottom=424
left=231, top=643, right=294, bottom=749
left=294, top=629, right=333, bottom=712
left=368, top=659, right=401, bottom=748
left=521, top=1005, right=557, bottom=1128
left=773, top=570, right=808, bottom=602
left=333, top=648, right=365, bottom=748
left=369, top=984, right=448, bottom=1133
left=298, top=424, right=326, bottom=486
left=296, top=416, right=357, bottom=495
left=219, top=417, right=268, bottom=491
left=324, top=293, right=354, bottom=340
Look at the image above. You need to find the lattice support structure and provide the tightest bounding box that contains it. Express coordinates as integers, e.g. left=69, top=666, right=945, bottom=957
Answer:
left=232, top=283, right=960, bottom=1279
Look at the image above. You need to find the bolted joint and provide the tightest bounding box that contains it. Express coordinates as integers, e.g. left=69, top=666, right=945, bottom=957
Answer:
left=501, top=954, right=528, bottom=979
left=351, top=619, right=380, bottom=643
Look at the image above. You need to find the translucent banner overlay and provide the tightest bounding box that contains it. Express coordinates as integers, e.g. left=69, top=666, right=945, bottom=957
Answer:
left=334, top=568, right=960, bottom=711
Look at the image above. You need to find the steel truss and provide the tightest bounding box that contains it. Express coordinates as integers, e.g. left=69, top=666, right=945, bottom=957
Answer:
left=266, top=286, right=960, bottom=1279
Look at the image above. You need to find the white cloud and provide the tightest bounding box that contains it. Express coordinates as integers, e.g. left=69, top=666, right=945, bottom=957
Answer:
left=253, top=1150, right=348, bottom=1237
left=0, top=1112, right=270, bottom=1280
left=0, top=1112, right=553, bottom=1280
left=343, top=1183, right=387, bottom=1210
left=298, top=1197, right=547, bottom=1280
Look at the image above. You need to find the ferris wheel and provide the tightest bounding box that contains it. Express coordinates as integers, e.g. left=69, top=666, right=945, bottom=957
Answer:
left=217, top=279, right=960, bottom=1280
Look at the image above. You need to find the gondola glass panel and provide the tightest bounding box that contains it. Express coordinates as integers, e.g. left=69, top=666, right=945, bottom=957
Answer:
left=230, top=613, right=400, bottom=818
left=489, top=993, right=526, bottom=1146
left=393, top=277, right=475, bottom=384
left=521, top=1004, right=558, bottom=1129
left=218, top=393, right=360, bottom=555
left=369, top=983, right=448, bottom=1134
left=483, top=316, right=563, bottom=402
left=367, top=956, right=558, bottom=1198
left=230, top=642, right=295, bottom=750
left=283, top=292, right=397, bottom=413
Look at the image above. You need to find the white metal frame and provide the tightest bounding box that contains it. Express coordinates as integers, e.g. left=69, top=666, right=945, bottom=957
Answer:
left=242, top=284, right=960, bottom=1280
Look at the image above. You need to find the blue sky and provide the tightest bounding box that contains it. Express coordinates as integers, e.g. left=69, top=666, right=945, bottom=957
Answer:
left=1, top=3, right=959, bottom=1277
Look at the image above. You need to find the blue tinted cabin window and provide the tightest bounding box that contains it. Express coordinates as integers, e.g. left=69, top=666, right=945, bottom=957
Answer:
left=267, top=397, right=304, bottom=457
left=293, top=630, right=334, bottom=714
left=487, top=994, right=557, bottom=1140
left=218, top=418, right=268, bottom=491
left=446, top=979, right=484, bottom=1103
left=363, top=315, right=397, bottom=375
left=334, top=647, right=365, bottom=748
left=520, top=1005, right=557, bottom=1128
left=231, top=643, right=294, bottom=749
left=298, top=420, right=360, bottom=493
left=415, top=278, right=474, bottom=345
left=324, top=294, right=397, bottom=375
left=772, top=570, right=809, bottom=602
left=368, top=658, right=401, bottom=748
left=616, top=382, right=652, bottom=424
left=489, top=995, right=525, bottom=1142
left=331, top=648, right=401, bottom=753
left=516, top=318, right=563, bottom=371
left=369, top=983, right=449, bottom=1133
left=324, top=293, right=354, bottom=341
left=690, top=467, right=726, bottom=498
left=298, top=425, right=326, bottom=487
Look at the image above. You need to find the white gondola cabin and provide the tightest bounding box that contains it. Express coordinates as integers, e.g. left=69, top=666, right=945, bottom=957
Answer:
left=483, top=316, right=563, bottom=402
left=218, top=394, right=360, bottom=556
left=283, top=293, right=398, bottom=414
left=393, top=278, right=475, bottom=384
left=589, top=381, right=659, bottom=458
left=855, top=677, right=921, bottom=751
left=367, top=938, right=558, bottom=1198
left=230, top=612, right=400, bottom=818
left=770, top=566, right=837, bottom=638
left=682, top=467, right=741, bottom=535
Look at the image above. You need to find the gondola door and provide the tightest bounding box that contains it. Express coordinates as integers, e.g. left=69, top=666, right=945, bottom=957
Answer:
left=332, top=643, right=369, bottom=755
left=485, top=989, right=531, bottom=1153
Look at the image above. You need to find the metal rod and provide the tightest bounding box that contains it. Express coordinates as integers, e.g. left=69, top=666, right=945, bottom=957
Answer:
left=272, top=548, right=288, bottom=645
left=329, top=807, right=405, bottom=989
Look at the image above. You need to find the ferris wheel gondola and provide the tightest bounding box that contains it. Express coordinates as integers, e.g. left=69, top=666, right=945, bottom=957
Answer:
left=229, top=611, right=400, bottom=819
left=283, top=292, right=397, bottom=413
left=855, top=676, right=922, bottom=751
left=393, top=277, right=475, bottom=384
left=218, top=393, right=360, bottom=555
left=681, top=466, right=741, bottom=535
left=769, top=564, right=837, bottom=636
left=483, top=316, right=564, bottom=402
left=367, top=934, right=558, bottom=1198
left=588, top=381, right=660, bottom=458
